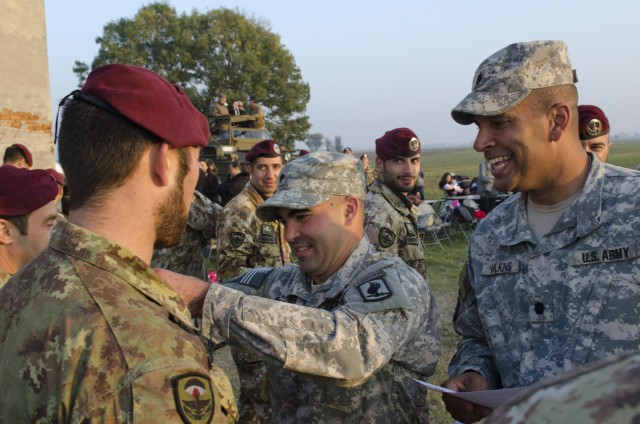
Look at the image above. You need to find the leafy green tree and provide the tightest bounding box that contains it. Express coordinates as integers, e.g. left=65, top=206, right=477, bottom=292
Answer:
left=74, top=3, right=310, bottom=150
left=305, top=133, right=324, bottom=152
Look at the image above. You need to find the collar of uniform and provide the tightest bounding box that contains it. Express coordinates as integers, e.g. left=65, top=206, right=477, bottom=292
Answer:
left=371, top=180, right=417, bottom=217
left=49, top=220, right=196, bottom=330
left=489, top=153, right=604, bottom=247
left=321, top=237, right=371, bottom=301
left=246, top=181, right=268, bottom=205
left=0, top=268, right=12, bottom=287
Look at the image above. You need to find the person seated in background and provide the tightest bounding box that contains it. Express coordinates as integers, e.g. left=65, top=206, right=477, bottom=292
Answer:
left=409, top=171, right=426, bottom=204
left=439, top=172, right=470, bottom=196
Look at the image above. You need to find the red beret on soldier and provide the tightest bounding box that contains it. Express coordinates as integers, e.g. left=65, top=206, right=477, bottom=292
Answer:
left=0, top=166, right=57, bottom=216
left=78, top=64, right=209, bottom=148
left=578, top=105, right=610, bottom=140
left=375, top=127, right=421, bottom=160
left=10, top=144, right=33, bottom=167
left=45, top=168, right=65, bottom=187
left=245, top=139, right=282, bottom=162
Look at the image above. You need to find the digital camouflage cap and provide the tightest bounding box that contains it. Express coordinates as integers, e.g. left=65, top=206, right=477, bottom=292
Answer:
left=256, top=151, right=366, bottom=221
left=452, top=40, right=577, bottom=125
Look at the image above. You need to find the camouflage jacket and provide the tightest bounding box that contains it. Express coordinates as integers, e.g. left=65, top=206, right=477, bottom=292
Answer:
left=450, top=155, right=640, bottom=389
left=0, top=220, right=237, bottom=423
left=152, top=191, right=220, bottom=281
left=202, top=237, right=441, bottom=423
left=365, top=179, right=427, bottom=277
left=363, top=165, right=377, bottom=188
left=0, top=268, right=11, bottom=288
left=217, top=182, right=291, bottom=282
left=487, top=350, right=640, bottom=423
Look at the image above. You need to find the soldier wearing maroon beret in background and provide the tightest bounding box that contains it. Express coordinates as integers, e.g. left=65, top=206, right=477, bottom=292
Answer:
left=0, top=166, right=58, bottom=286
left=2, top=143, right=33, bottom=168
left=0, top=64, right=237, bottom=423
left=364, top=127, right=427, bottom=278
left=216, top=138, right=292, bottom=423
left=578, top=104, right=611, bottom=163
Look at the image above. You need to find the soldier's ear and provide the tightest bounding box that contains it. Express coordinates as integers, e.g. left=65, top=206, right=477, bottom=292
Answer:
left=0, top=220, right=15, bottom=245
left=343, top=196, right=360, bottom=225
left=149, top=142, right=172, bottom=187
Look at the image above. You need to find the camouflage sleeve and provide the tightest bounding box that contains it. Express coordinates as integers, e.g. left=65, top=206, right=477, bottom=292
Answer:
left=188, top=192, right=219, bottom=240
left=364, top=206, right=401, bottom=255
left=216, top=204, right=258, bottom=282
left=201, top=267, right=436, bottom=387
left=448, top=259, right=501, bottom=389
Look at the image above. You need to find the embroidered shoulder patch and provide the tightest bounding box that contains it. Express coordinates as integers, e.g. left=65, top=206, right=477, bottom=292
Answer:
left=378, top=227, right=396, bottom=248
left=357, top=279, right=392, bottom=302
left=173, top=373, right=215, bottom=424
left=230, top=232, right=245, bottom=248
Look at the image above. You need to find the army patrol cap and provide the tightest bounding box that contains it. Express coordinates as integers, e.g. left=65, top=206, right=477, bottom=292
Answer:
left=452, top=40, right=577, bottom=125
left=256, top=151, right=366, bottom=221
left=73, top=64, right=209, bottom=148
left=375, top=127, right=421, bottom=160
left=0, top=166, right=58, bottom=216
left=245, top=139, right=282, bottom=162
left=578, top=105, right=610, bottom=140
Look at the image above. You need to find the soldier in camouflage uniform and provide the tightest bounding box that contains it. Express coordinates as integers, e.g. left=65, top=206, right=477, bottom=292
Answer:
left=365, top=127, right=427, bottom=277
left=0, top=64, right=237, bottom=423
left=152, top=190, right=221, bottom=281
left=487, top=350, right=640, bottom=423
left=160, top=152, right=441, bottom=423
left=217, top=139, right=291, bottom=423
left=442, top=40, right=640, bottom=423
left=0, top=166, right=58, bottom=287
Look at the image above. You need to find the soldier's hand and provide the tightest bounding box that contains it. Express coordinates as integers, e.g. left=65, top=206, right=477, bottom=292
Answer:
left=441, top=372, right=492, bottom=423
left=154, top=268, right=210, bottom=318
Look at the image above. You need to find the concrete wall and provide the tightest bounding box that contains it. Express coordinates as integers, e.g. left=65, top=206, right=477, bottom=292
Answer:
left=0, top=0, right=55, bottom=168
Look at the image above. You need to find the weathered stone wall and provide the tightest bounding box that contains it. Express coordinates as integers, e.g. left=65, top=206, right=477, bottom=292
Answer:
left=0, top=0, right=55, bottom=168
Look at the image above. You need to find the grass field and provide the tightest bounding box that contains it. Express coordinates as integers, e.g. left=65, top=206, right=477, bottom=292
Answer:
left=214, top=140, right=640, bottom=423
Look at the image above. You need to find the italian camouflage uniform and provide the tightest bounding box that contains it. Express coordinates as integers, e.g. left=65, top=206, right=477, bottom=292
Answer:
left=202, top=237, right=441, bottom=423
left=0, top=268, right=11, bottom=288
left=487, top=350, right=640, bottom=424
left=217, top=182, right=291, bottom=281
left=0, top=220, right=238, bottom=423
left=217, top=182, right=291, bottom=423
left=363, top=165, right=376, bottom=187
left=365, top=179, right=427, bottom=277
left=152, top=191, right=220, bottom=281
left=450, top=155, right=640, bottom=389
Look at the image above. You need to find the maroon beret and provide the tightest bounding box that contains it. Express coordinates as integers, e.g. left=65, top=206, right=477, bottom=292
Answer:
left=299, top=149, right=309, bottom=156
left=245, top=139, right=282, bottom=162
left=578, top=105, right=610, bottom=140
left=11, top=144, right=33, bottom=167
left=81, top=64, right=209, bottom=148
left=0, top=166, right=58, bottom=216
left=45, top=168, right=65, bottom=186
left=375, top=127, right=421, bottom=160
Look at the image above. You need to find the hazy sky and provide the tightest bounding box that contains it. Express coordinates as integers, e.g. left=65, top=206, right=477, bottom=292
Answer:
left=45, top=0, right=640, bottom=151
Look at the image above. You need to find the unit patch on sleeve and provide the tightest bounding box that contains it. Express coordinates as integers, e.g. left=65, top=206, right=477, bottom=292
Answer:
left=378, top=227, right=396, bottom=248
left=357, top=279, right=393, bottom=302
left=230, top=232, right=245, bottom=248
left=173, top=373, right=215, bottom=424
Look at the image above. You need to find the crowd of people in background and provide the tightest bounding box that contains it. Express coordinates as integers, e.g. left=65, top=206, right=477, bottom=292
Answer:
left=2, top=39, right=640, bottom=424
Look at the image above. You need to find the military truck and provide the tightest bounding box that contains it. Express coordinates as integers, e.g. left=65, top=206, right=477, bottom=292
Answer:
left=201, top=114, right=270, bottom=179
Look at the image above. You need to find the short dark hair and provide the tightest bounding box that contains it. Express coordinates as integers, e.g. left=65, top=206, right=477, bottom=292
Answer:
left=2, top=145, right=27, bottom=165
left=58, top=99, right=160, bottom=210
left=527, top=84, right=579, bottom=127
left=0, top=214, right=29, bottom=235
